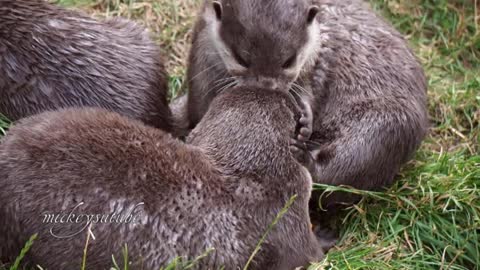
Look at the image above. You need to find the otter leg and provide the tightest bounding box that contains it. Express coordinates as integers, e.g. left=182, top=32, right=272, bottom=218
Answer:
left=310, top=100, right=427, bottom=210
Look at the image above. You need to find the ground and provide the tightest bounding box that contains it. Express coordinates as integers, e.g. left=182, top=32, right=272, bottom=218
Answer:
left=0, top=0, right=479, bottom=269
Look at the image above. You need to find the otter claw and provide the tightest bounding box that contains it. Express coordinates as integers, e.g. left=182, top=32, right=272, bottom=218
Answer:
left=299, top=127, right=311, bottom=139
left=290, top=138, right=314, bottom=171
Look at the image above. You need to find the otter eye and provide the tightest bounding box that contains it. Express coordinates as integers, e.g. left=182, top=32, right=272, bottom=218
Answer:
left=232, top=49, right=250, bottom=68
left=282, top=54, right=297, bottom=69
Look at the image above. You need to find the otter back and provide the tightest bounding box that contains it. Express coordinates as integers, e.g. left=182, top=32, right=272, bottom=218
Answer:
left=0, top=0, right=173, bottom=132
left=0, top=88, right=323, bottom=269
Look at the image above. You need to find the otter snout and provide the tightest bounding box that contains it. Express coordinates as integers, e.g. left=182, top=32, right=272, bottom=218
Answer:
left=239, top=76, right=283, bottom=91
left=258, top=77, right=279, bottom=90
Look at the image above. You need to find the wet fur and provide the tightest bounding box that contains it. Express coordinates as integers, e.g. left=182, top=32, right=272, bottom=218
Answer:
left=185, top=0, right=428, bottom=210
left=0, top=88, right=323, bottom=269
left=0, top=0, right=173, bottom=132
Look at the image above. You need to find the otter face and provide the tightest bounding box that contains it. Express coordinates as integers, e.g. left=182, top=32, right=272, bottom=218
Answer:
left=204, top=0, right=320, bottom=92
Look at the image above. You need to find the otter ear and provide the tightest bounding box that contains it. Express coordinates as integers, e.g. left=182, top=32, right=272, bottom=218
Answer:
left=307, top=5, right=319, bottom=24
left=212, top=1, right=223, bottom=20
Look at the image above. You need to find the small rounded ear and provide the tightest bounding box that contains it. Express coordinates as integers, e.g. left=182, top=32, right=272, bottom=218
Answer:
left=212, top=1, right=223, bottom=20
left=307, top=5, right=319, bottom=24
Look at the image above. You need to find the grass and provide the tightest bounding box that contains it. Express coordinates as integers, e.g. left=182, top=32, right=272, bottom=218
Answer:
left=0, top=234, right=37, bottom=270
left=243, top=195, right=298, bottom=270
left=0, top=114, right=10, bottom=136
left=1, top=0, right=479, bottom=269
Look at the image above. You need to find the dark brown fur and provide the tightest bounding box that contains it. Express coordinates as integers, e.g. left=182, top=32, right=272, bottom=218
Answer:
left=0, top=0, right=173, bottom=132
left=0, top=88, right=323, bottom=269
left=184, top=0, right=428, bottom=212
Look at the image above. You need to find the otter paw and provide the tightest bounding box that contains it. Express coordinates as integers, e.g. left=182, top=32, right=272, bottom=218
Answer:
left=314, top=226, right=338, bottom=252
left=290, top=99, right=314, bottom=168
left=290, top=138, right=311, bottom=166
left=297, top=112, right=313, bottom=143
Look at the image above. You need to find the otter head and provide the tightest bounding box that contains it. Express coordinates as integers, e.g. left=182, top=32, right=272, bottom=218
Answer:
left=204, top=0, right=320, bottom=92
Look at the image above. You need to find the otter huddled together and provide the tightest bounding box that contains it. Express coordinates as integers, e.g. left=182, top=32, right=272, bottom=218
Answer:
left=0, top=0, right=427, bottom=269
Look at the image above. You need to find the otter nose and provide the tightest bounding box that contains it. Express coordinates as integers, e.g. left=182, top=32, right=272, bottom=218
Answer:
left=258, top=77, right=279, bottom=91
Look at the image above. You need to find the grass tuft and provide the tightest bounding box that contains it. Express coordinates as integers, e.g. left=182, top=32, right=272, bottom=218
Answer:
left=0, top=114, right=10, bottom=137
left=0, top=234, right=38, bottom=270
left=243, top=195, right=298, bottom=270
left=312, top=152, right=480, bottom=269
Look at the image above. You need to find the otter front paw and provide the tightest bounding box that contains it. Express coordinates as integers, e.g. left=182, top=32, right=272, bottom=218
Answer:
left=295, top=96, right=314, bottom=144
left=290, top=99, right=314, bottom=169
left=297, top=110, right=313, bottom=143
left=290, top=141, right=314, bottom=172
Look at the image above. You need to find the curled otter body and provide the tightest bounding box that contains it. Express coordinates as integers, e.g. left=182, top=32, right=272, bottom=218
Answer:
left=0, top=88, right=323, bottom=269
left=302, top=0, right=428, bottom=210
left=185, top=0, right=428, bottom=210
left=0, top=0, right=173, bottom=132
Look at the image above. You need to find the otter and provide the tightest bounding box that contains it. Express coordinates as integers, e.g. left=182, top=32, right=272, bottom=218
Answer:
left=0, top=0, right=174, bottom=133
left=0, top=87, right=323, bottom=269
left=184, top=0, right=428, bottom=212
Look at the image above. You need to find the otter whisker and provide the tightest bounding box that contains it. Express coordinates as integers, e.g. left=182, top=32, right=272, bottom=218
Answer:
left=304, top=140, right=324, bottom=147
left=290, top=84, right=303, bottom=98
left=205, top=51, right=229, bottom=57
left=212, top=76, right=235, bottom=88
left=287, top=91, right=300, bottom=109
left=217, top=80, right=238, bottom=95
left=298, top=87, right=311, bottom=97
left=292, top=83, right=312, bottom=98
left=201, top=70, right=231, bottom=97
left=287, top=88, right=303, bottom=109
left=289, top=87, right=302, bottom=100
left=188, top=61, right=225, bottom=83
left=212, top=75, right=236, bottom=90
left=219, top=81, right=237, bottom=93
left=202, top=75, right=236, bottom=99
